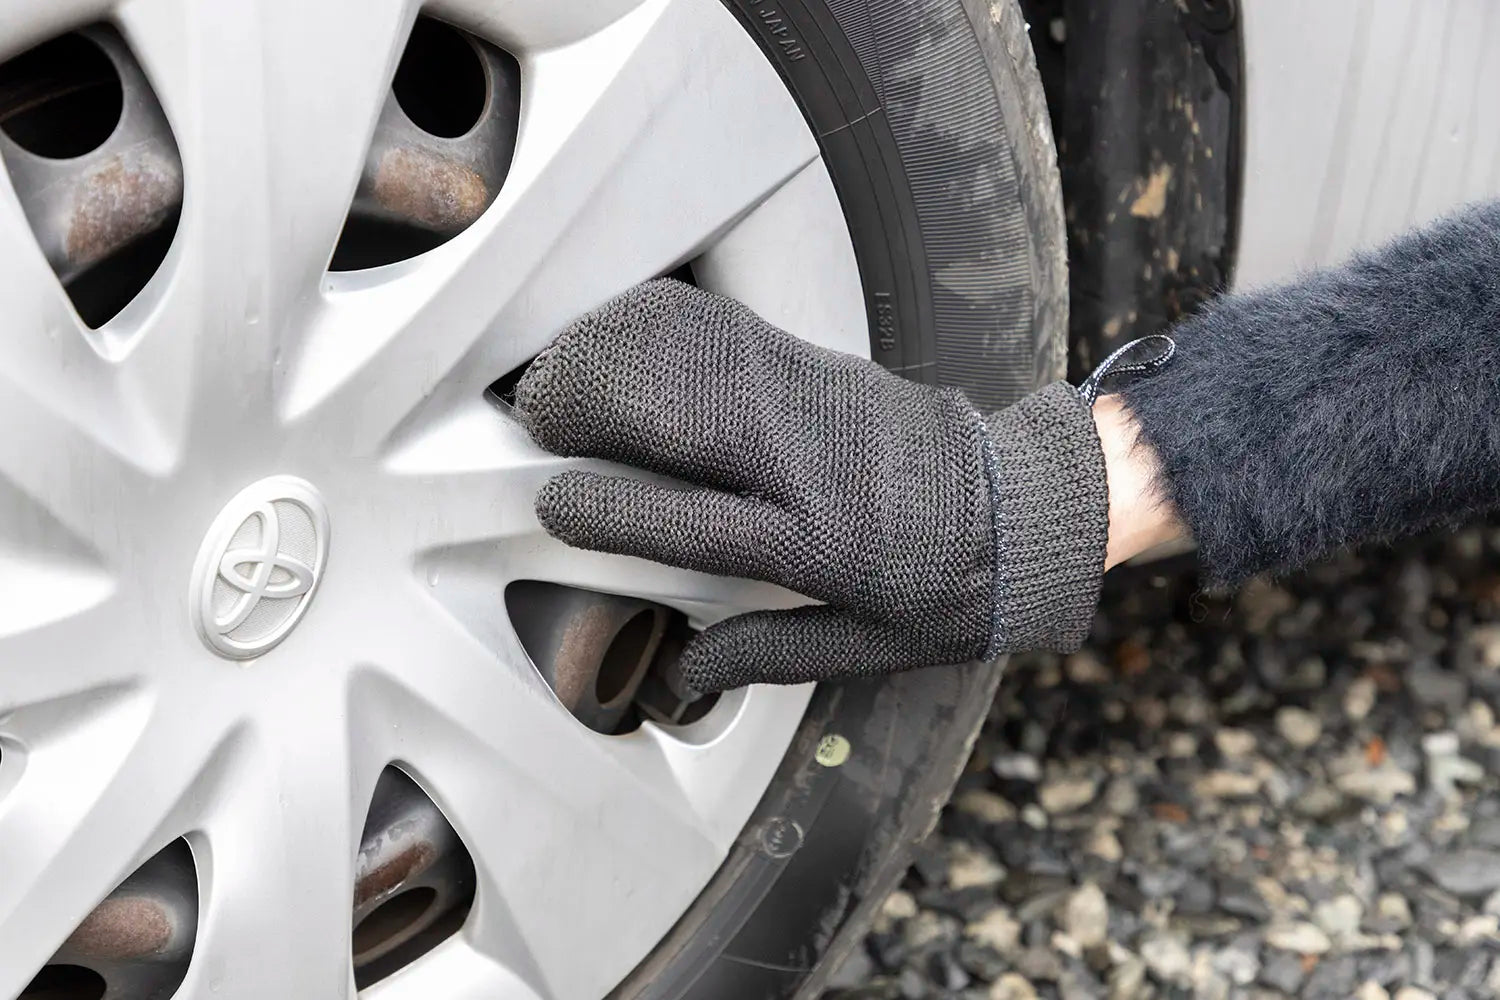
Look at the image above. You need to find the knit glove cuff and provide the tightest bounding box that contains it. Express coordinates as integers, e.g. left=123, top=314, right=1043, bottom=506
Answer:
left=982, top=381, right=1109, bottom=656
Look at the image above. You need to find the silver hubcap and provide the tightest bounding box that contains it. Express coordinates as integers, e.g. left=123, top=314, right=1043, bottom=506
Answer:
left=0, top=1, right=868, bottom=997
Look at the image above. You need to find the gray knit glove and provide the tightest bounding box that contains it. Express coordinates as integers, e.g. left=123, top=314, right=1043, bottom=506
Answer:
left=514, top=280, right=1108, bottom=695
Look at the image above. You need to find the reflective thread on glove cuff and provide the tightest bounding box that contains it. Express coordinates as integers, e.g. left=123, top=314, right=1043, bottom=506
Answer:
left=971, top=403, right=1008, bottom=662
left=1077, top=334, right=1177, bottom=408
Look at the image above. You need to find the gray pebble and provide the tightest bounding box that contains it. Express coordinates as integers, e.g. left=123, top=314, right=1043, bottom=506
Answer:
left=1421, top=850, right=1500, bottom=898
left=1433, top=948, right=1489, bottom=990
left=1394, top=988, right=1437, bottom=1000
left=1016, top=946, right=1062, bottom=982
left=1366, top=893, right=1414, bottom=933
left=897, top=966, right=929, bottom=1000
left=1336, top=764, right=1418, bottom=804
left=1107, top=955, right=1147, bottom=1000
left=1061, top=883, right=1109, bottom=950
left=1313, top=894, right=1364, bottom=939
left=1218, top=878, right=1273, bottom=922
left=1015, top=887, right=1070, bottom=924
left=1407, top=661, right=1468, bottom=711
left=1213, top=939, right=1262, bottom=985
left=1058, top=966, right=1105, bottom=1000
left=926, top=950, right=970, bottom=992
left=1345, top=677, right=1378, bottom=720
left=1410, top=939, right=1436, bottom=987
left=964, top=907, right=1020, bottom=956
left=956, top=940, right=1007, bottom=981
left=1360, top=950, right=1412, bottom=986
left=992, top=753, right=1042, bottom=783
left=1259, top=951, right=1306, bottom=993
left=1102, top=777, right=1140, bottom=816
left=1176, top=876, right=1217, bottom=915
left=1139, top=934, right=1192, bottom=986
left=1303, top=956, right=1359, bottom=999
left=1194, top=769, right=1262, bottom=799
left=1265, top=921, right=1332, bottom=954
left=828, top=948, right=880, bottom=990
left=1215, top=728, right=1258, bottom=758
left=902, top=911, right=961, bottom=956
left=1468, top=816, right=1500, bottom=849
left=1294, top=783, right=1351, bottom=819
left=1135, top=866, right=1189, bottom=899
left=1040, top=775, right=1099, bottom=814
left=1275, top=706, right=1323, bottom=748
left=1426, top=753, right=1484, bottom=797
left=1289, top=656, right=1328, bottom=690
left=1421, top=732, right=1461, bottom=757
left=989, top=974, right=1039, bottom=1000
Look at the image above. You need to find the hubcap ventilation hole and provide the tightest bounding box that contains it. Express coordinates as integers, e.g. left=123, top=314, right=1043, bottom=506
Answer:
left=21, top=841, right=197, bottom=1000
left=352, top=768, right=476, bottom=988
left=506, top=582, right=723, bottom=735
left=18, top=965, right=105, bottom=1000
left=0, top=27, right=183, bottom=328
left=393, top=20, right=487, bottom=138
left=0, top=34, right=122, bottom=159
left=327, top=17, right=519, bottom=271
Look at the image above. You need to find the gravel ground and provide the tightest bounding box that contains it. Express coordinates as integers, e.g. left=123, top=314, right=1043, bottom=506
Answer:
left=824, top=524, right=1500, bottom=1000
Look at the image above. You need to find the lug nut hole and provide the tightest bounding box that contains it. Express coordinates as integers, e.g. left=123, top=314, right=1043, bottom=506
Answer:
left=20, top=964, right=106, bottom=1000
left=394, top=19, right=487, bottom=138
left=0, top=33, right=123, bottom=159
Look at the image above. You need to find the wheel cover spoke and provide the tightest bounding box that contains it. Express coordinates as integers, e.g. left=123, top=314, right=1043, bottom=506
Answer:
left=177, top=691, right=377, bottom=1000
left=375, top=402, right=791, bottom=611
left=427, top=0, right=649, bottom=52
left=0, top=193, right=172, bottom=558
left=0, top=0, right=113, bottom=62
left=0, top=599, right=136, bottom=715
left=361, top=942, right=547, bottom=1000
left=114, top=0, right=414, bottom=445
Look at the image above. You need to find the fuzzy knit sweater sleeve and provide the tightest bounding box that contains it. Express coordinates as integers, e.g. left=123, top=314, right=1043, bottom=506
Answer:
left=1118, top=199, right=1500, bottom=586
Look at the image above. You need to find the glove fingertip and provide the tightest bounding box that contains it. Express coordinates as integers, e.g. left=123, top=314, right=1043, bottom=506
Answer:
left=514, top=285, right=678, bottom=448
left=675, top=634, right=744, bottom=697
left=533, top=471, right=597, bottom=545
left=512, top=347, right=565, bottom=438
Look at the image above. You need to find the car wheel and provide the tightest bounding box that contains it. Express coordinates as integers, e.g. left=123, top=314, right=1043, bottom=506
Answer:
left=0, top=1, right=1062, bottom=998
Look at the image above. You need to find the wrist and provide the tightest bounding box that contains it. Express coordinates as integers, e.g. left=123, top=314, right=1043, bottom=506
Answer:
left=1093, top=394, right=1184, bottom=569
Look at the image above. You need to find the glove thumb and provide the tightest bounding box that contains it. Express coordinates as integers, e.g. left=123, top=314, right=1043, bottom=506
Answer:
left=679, top=606, right=966, bottom=694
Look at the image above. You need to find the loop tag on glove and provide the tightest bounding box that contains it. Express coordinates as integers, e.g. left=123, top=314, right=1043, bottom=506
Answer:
left=1077, top=334, right=1177, bottom=407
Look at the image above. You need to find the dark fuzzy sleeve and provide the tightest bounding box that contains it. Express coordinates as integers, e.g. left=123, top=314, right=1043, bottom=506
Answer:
left=1120, top=200, right=1500, bottom=586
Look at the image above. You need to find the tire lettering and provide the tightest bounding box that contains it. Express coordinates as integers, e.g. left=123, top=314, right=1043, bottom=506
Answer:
left=754, top=6, right=807, bottom=62
left=874, top=292, right=897, bottom=352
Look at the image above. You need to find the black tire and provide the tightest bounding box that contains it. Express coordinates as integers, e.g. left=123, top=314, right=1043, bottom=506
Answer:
left=613, top=2, right=1065, bottom=998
